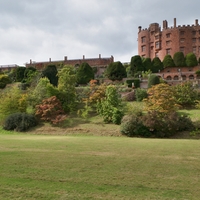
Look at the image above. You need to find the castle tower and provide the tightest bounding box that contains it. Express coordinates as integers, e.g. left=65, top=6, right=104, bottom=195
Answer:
left=138, top=18, right=200, bottom=61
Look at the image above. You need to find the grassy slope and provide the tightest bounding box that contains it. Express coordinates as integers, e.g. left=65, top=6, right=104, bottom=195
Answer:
left=0, top=134, right=200, bottom=199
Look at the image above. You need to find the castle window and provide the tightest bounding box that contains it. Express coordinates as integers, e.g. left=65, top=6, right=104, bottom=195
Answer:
left=151, top=46, right=154, bottom=50
left=141, top=45, right=146, bottom=52
left=180, top=38, right=185, bottom=43
left=193, top=47, right=196, bottom=53
left=192, top=31, right=196, bottom=36
left=155, top=52, right=159, bottom=57
left=166, top=40, right=171, bottom=46
left=155, top=35, right=159, bottom=40
left=166, top=33, right=171, bottom=38
left=166, top=49, right=171, bottom=55
left=151, top=31, right=155, bottom=35
left=180, top=47, right=184, bottom=53
left=141, top=36, right=146, bottom=43
left=155, top=41, right=161, bottom=49
left=180, top=31, right=185, bottom=36
left=192, top=38, right=196, bottom=43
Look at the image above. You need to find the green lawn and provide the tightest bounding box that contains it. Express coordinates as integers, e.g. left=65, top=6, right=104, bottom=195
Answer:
left=0, top=133, right=200, bottom=199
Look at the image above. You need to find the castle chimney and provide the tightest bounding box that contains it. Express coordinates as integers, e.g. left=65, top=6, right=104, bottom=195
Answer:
left=83, top=55, right=85, bottom=60
left=138, top=26, right=142, bottom=32
left=163, top=20, right=168, bottom=29
left=195, top=19, right=199, bottom=26
left=30, top=59, right=32, bottom=64
left=174, top=18, right=176, bottom=28
left=99, top=54, right=101, bottom=59
left=49, top=58, right=51, bottom=62
left=64, top=56, right=67, bottom=61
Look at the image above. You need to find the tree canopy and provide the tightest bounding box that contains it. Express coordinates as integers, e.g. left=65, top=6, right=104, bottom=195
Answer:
left=76, top=62, right=94, bottom=84
left=173, top=52, right=186, bottom=67
left=163, top=55, right=175, bottom=68
left=130, top=55, right=144, bottom=76
left=106, top=61, right=127, bottom=81
left=185, top=52, right=198, bottom=67
left=42, top=64, right=58, bottom=87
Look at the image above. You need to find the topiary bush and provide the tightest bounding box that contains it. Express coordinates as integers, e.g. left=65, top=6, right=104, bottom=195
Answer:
left=3, top=113, right=38, bottom=132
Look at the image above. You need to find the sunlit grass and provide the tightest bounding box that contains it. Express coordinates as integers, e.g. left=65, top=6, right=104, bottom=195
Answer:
left=0, top=134, right=200, bottom=199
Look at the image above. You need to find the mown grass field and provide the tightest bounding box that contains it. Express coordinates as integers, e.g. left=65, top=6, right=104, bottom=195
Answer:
left=0, top=132, right=200, bottom=200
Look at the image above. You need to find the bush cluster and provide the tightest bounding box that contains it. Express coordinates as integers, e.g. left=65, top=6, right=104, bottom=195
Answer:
left=3, top=113, right=37, bottom=132
left=120, top=111, right=194, bottom=138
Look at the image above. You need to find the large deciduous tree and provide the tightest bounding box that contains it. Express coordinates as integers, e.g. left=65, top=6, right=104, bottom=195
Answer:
left=57, top=65, right=77, bottom=112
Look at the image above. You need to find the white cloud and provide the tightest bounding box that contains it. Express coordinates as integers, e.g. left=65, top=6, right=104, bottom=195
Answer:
left=0, top=0, right=199, bottom=65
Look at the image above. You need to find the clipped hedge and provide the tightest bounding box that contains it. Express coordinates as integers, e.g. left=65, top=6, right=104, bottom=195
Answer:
left=126, top=78, right=140, bottom=88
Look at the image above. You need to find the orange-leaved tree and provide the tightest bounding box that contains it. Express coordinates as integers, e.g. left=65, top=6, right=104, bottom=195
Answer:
left=143, top=83, right=179, bottom=115
left=35, top=96, right=66, bottom=125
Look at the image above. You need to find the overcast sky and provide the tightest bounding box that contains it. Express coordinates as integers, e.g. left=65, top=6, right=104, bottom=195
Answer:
left=0, top=0, right=199, bottom=66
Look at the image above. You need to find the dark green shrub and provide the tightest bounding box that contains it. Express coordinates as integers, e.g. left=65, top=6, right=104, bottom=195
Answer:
left=16, top=67, right=26, bottom=82
left=142, top=111, right=194, bottom=138
left=142, top=57, right=152, bottom=71
left=148, top=74, right=160, bottom=88
left=185, top=52, right=198, bottom=67
left=130, top=55, right=144, bottom=76
left=152, top=57, right=163, bottom=72
left=105, top=61, right=127, bottom=81
left=135, top=88, right=148, bottom=101
left=42, top=65, right=58, bottom=86
left=126, top=79, right=140, bottom=88
left=163, top=55, right=175, bottom=68
left=0, top=82, right=6, bottom=89
left=173, top=52, right=186, bottom=67
left=3, top=113, right=37, bottom=132
left=0, top=75, right=12, bottom=84
left=120, top=114, right=151, bottom=137
left=76, top=62, right=94, bottom=84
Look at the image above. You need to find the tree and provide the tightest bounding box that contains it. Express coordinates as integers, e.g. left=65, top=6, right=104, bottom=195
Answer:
left=185, top=52, right=198, bottom=67
left=97, top=85, right=124, bottom=124
left=172, top=82, right=198, bottom=108
left=173, top=52, right=186, bottom=67
left=163, top=55, right=175, bottom=68
left=105, top=61, right=127, bottom=81
left=142, top=57, right=152, bottom=71
left=35, top=96, right=66, bottom=125
left=151, top=57, right=163, bottom=72
left=76, top=62, right=94, bottom=84
left=57, top=65, right=77, bottom=112
left=130, top=55, right=144, bottom=76
left=143, top=83, right=179, bottom=114
left=28, top=77, right=57, bottom=107
left=16, top=67, right=26, bottom=82
left=42, top=64, right=58, bottom=86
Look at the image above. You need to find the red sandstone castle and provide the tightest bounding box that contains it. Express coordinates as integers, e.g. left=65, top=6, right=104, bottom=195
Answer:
left=138, top=18, right=200, bottom=61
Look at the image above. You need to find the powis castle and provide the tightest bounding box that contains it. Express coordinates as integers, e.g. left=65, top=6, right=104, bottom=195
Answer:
left=138, top=18, right=200, bottom=61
